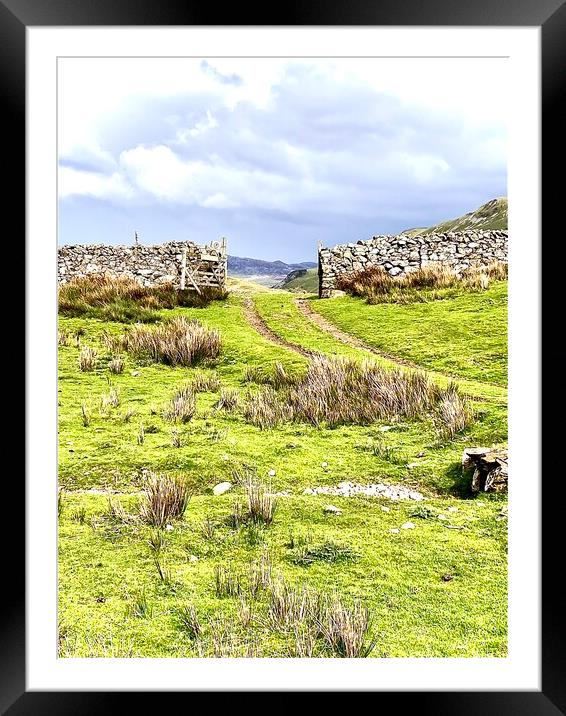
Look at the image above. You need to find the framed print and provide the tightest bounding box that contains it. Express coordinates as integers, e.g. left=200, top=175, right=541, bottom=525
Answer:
left=7, top=0, right=564, bottom=710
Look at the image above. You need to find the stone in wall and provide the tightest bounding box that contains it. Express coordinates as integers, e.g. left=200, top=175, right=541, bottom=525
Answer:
left=57, top=240, right=227, bottom=288
left=318, top=230, right=507, bottom=297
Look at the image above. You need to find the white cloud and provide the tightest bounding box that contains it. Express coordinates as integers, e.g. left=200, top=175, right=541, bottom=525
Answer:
left=59, top=166, right=134, bottom=200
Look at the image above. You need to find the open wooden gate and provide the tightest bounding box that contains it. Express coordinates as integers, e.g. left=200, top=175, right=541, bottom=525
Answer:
left=180, top=238, right=227, bottom=293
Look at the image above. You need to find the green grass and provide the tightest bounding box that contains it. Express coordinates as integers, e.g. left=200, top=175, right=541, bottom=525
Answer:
left=59, top=490, right=507, bottom=658
left=311, top=282, right=508, bottom=386
left=280, top=268, right=319, bottom=293
left=58, top=283, right=507, bottom=658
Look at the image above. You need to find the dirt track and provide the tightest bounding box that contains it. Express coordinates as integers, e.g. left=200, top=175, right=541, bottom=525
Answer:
left=242, top=297, right=318, bottom=358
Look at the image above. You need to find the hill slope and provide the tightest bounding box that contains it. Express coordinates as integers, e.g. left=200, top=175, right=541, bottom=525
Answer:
left=228, top=255, right=316, bottom=278
left=403, top=198, right=507, bottom=236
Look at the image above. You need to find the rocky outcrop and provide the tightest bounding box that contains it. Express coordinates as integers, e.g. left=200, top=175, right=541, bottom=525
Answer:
left=462, top=447, right=508, bottom=493
left=318, top=230, right=508, bottom=297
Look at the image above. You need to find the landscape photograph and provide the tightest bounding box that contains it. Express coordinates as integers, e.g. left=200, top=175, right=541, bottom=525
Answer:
left=57, top=56, right=508, bottom=659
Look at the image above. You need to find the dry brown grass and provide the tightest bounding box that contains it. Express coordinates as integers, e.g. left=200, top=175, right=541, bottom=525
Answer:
left=315, top=595, right=376, bottom=658
left=162, top=385, right=196, bottom=423
left=59, top=274, right=229, bottom=322
left=139, top=472, right=191, bottom=527
left=190, top=370, right=221, bottom=392
left=107, top=356, right=125, bottom=374
left=433, top=382, right=475, bottom=441
left=337, top=261, right=508, bottom=304
left=116, top=316, right=221, bottom=367
left=78, top=346, right=97, bottom=371
left=215, top=387, right=240, bottom=412
left=241, top=356, right=473, bottom=437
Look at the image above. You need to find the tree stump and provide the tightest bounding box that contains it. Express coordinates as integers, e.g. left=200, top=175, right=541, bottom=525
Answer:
left=462, top=447, right=508, bottom=493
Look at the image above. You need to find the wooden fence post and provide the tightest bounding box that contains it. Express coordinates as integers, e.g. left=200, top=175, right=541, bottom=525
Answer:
left=180, top=246, right=187, bottom=289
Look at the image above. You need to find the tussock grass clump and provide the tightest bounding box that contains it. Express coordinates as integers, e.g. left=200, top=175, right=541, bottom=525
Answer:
left=215, top=387, right=240, bottom=412
left=235, top=472, right=277, bottom=526
left=128, top=590, right=152, bottom=619
left=59, top=274, right=229, bottom=322
left=108, top=356, right=124, bottom=374
left=80, top=402, right=91, bottom=427
left=100, top=386, right=120, bottom=410
left=249, top=550, right=272, bottom=598
left=190, top=370, right=221, bottom=392
left=177, top=604, right=202, bottom=640
left=268, top=577, right=317, bottom=628
left=163, top=386, right=196, bottom=423
left=242, top=387, right=293, bottom=429
left=315, top=596, right=376, bottom=658
left=433, top=382, right=475, bottom=440
left=78, top=346, right=97, bottom=372
left=292, top=541, right=359, bottom=567
left=139, top=472, right=191, bottom=527
left=117, top=316, right=221, bottom=367
left=337, top=261, right=508, bottom=304
left=242, top=362, right=301, bottom=388
left=242, top=356, right=474, bottom=437
left=214, top=565, right=243, bottom=598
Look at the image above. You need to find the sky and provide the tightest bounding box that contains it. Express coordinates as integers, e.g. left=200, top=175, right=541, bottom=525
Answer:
left=58, top=57, right=507, bottom=263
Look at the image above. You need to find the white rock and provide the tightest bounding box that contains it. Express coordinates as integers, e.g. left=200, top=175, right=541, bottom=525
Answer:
left=212, top=481, right=232, bottom=496
left=401, top=522, right=415, bottom=530
left=188, top=555, right=199, bottom=563
left=438, top=514, right=447, bottom=521
left=324, top=505, right=342, bottom=515
left=381, top=506, right=390, bottom=512
left=165, top=524, right=174, bottom=531
left=389, top=528, right=400, bottom=534
left=268, top=469, right=276, bottom=477
left=448, top=506, right=458, bottom=513
left=321, top=462, right=328, bottom=468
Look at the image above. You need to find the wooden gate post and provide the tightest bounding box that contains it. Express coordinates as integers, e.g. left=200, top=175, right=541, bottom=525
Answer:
left=180, top=246, right=187, bottom=289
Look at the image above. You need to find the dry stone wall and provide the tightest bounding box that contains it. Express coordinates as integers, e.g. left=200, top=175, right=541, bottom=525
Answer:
left=58, top=241, right=227, bottom=288
left=318, top=230, right=507, bottom=297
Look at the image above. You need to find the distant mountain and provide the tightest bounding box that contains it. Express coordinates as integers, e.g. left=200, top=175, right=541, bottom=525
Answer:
left=402, top=198, right=508, bottom=236
left=227, top=255, right=316, bottom=277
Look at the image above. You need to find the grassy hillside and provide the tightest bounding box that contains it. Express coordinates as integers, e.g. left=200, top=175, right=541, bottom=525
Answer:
left=279, top=268, right=319, bottom=293
left=403, top=198, right=507, bottom=236
left=58, top=280, right=507, bottom=658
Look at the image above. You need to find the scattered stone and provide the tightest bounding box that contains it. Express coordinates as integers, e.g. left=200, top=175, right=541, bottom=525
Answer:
left=304, top=482, right=424, bottom=501
left=131, top=371, right=140, bottom=377
left=437, top=514, right=447, bottom=521
left=188, top=555, right=199, bottom=563
left=441, top=574, right=454, bottom=582
left=212, top=481, right=232, bottom=496
left=416, top=452, right=426, bottom=458
left=324, top=505, right=342, bottom=515
left=401, top=522, right=415, bottom=530
left=406, top=463, right=420, bottom=469
left=268, top=469, right=276, bottom=477
left=447, top=506, right=458, bottom=513
left=389, top=528, right=400, bottom=534
left=165, top=524, right=174, bottom=532
left=381, top=506, right=390, bottom=512
left=321, top=462, right=328, bottom=468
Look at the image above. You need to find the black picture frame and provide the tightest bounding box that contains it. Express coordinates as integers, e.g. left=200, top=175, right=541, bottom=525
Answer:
left=8, top=0, right=564, bottom=710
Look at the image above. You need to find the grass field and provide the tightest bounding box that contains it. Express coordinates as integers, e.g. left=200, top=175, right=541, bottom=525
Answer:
left=58, top=279, right=508, bottom=658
